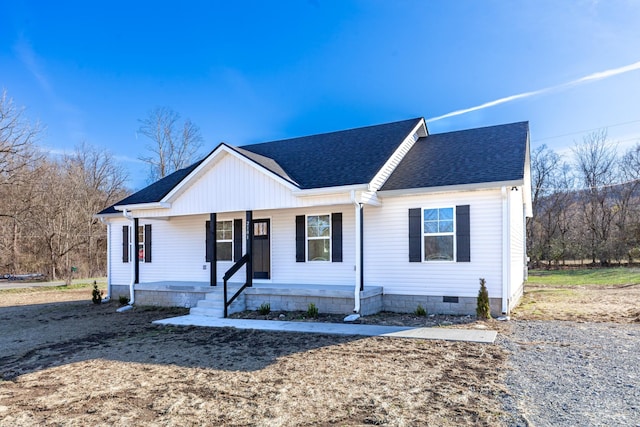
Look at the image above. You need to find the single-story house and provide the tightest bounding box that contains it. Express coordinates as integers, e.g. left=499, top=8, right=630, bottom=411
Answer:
left=96, top=117, right=531, bottom=318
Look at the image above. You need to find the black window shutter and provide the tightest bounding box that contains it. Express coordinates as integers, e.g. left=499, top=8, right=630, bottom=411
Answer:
left=233, top=219, right=242, bottom=261
left=408, top=208, right=421, bottom=262
left=295, top=215, right=305, bottom=262
left=144, top=224, right=152, bottom=263
left=331, top=212, right=343, bottom=262
left=122, top=225, right=129, bottom=263
left=456, top=205, right=470, bottom=262
left=205, top=221, right=212, bottom=262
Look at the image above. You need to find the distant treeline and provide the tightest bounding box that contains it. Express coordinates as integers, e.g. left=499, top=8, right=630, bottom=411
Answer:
left=0, top=91, right=129, bottom=283
left=528, top=129, right=640, bottom=267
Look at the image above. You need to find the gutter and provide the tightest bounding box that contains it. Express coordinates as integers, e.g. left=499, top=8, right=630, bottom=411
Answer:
left=351, top=190, right=362, bottom=315
left=501, top=187, right=510, bottom=314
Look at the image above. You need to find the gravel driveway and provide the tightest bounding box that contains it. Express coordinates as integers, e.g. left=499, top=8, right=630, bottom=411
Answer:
left=500, top=320, right=640, bottom=426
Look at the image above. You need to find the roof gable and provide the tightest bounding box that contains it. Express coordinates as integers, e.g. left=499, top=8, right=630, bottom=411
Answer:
left=240, top=118, right=424, bottom=189
left=381, top=121, right=529, bottom=191
left=97, top=161, right=203, bottom=215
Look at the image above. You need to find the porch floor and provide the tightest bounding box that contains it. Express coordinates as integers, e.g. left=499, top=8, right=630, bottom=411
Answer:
left=131, top=281, right=383, bottom=315
left=134, top=281, right=382, bottom=297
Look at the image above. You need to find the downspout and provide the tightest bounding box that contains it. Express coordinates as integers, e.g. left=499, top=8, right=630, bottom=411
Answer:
left=501, top=187, right=510, bottom=314
left=351, top=190, right=362, bottom=314
left=99, top=218, right=111, bottom=302
left=122, top=208, right=135, bottom=308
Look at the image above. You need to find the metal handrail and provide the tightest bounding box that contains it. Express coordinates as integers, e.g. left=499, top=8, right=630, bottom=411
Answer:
left=223, top=254, right=249, bottom=318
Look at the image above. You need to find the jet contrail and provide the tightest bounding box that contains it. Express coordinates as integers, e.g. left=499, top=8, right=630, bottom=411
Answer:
left=426, top=60, right=640, bottom=123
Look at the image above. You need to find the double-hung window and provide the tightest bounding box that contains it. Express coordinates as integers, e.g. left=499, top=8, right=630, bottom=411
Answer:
left=307, top=214, right=331, bottom=261
left=138, top=225, right=146, bottom=262
left=216, top=220, right=233, bottom=261
left=136, top=224, right=152, bottom=263
left=423, top=207, right=455, bottom=261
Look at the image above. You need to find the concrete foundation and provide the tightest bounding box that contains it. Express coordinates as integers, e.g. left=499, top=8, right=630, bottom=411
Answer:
left=383, top=294, right=503, bottom=317
left=113, top=282, right=508, bottom=316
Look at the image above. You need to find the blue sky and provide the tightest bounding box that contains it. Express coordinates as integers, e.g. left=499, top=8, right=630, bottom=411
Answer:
left=2, top=0, right=640, bottom=190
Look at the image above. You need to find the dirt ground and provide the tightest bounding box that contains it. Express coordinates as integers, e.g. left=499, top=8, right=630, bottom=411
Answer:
left=1, top=288, right=507, bottom=426
left=1, top=283, right=637, bottom=426
left=511, top=283, right=640, bottom=323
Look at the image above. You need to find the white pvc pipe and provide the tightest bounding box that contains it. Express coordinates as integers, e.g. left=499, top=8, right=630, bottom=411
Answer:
left=123, top=209, right=135, bottom=306
left=501, top=187, right=510, bottom=314
left=352, top=191, right=362, bottom=313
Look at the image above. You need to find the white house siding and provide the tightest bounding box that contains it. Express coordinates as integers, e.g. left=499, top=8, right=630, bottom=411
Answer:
left=508, top=188, right=526, bottom=306
left=260, top=206, right=356, bottom=285
left=137, top=214, right=211, bottom=283
left=366, top=189, right=504, bottom=299
left=111, top=205, right=356, bottom=287
left=108, top=217, right=132, bottom=286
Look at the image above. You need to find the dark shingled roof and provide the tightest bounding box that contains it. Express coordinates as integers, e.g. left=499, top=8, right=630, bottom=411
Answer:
left=97, top=119, right=529, bottom=215
left=239, top=118, right=423, bottom=189
left=381, top=121, right=529, bottom=191
left=97, top=161, right=204, bottom=215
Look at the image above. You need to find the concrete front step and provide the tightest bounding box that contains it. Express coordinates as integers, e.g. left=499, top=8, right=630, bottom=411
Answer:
left=190, top=306, right=225, bottom=317
left=189, top=289, right=246, bottom=318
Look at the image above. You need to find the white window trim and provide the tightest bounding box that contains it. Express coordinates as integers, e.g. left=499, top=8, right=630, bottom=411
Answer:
left=216, top=220, right=234, bottom=262
left=306, top=214, right=332, bottom=262
left=422, top=206, right=456, bottom=263
left=137, top=225, right=145, bottom=263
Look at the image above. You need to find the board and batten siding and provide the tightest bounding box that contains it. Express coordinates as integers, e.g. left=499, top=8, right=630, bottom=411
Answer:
left=135, top=153, right=354, bottom=218
left=366, top=189, right=504, bottom=299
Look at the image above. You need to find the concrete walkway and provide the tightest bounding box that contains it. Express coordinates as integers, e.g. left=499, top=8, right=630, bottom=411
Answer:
left=153, top=315, right=497, bottom=343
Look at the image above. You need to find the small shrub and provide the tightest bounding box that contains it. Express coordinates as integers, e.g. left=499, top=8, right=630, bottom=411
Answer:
left=414, top=304, right=427, bottom=316
left=307, top=302, right=319, bottom=319
left=258, top=302, right=271, bottom=315
left=119, top=295, right=130, bottom=306
left=476, top=278, right=491, bottom=320
left=91, top=282, right=103, bottom=305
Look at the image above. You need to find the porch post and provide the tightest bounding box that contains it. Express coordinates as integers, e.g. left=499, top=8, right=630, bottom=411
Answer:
left=209, top=213, right=216, bottom=286
left=246, top=210, right=253, bottom=287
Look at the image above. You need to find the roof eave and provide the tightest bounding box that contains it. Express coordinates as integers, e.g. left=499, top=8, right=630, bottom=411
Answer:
left=292, top=183, right=369, bottom=196
left=113, top=202, right=172, bottom=212
left=378, top=179, right=525, bottom=197
left=93, top=212, right=124, bottom=219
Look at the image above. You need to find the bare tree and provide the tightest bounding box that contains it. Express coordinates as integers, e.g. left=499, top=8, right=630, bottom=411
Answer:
left=572, top=129, right=618, bottom=265
left=137, top=107, right=203, bottom=181
left=528, top=145, right=576, bottom=267
left=66, top=142, right=129, bottom=277
left=0, top=90, right=42, bottom=184
left=0, top=91, right=43, bottom=274
left=615, top=142, right=640, bottom=262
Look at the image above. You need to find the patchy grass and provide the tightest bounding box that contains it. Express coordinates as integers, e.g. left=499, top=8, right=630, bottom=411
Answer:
left=513, top=268, right=640, bottom=322
left=527, top=268, right=640, bottom=286
left=0, top=279, right=106, bottom=294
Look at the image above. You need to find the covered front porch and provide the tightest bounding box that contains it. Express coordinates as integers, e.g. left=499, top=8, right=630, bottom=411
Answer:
left=111, top=281, right=384, bottom=317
